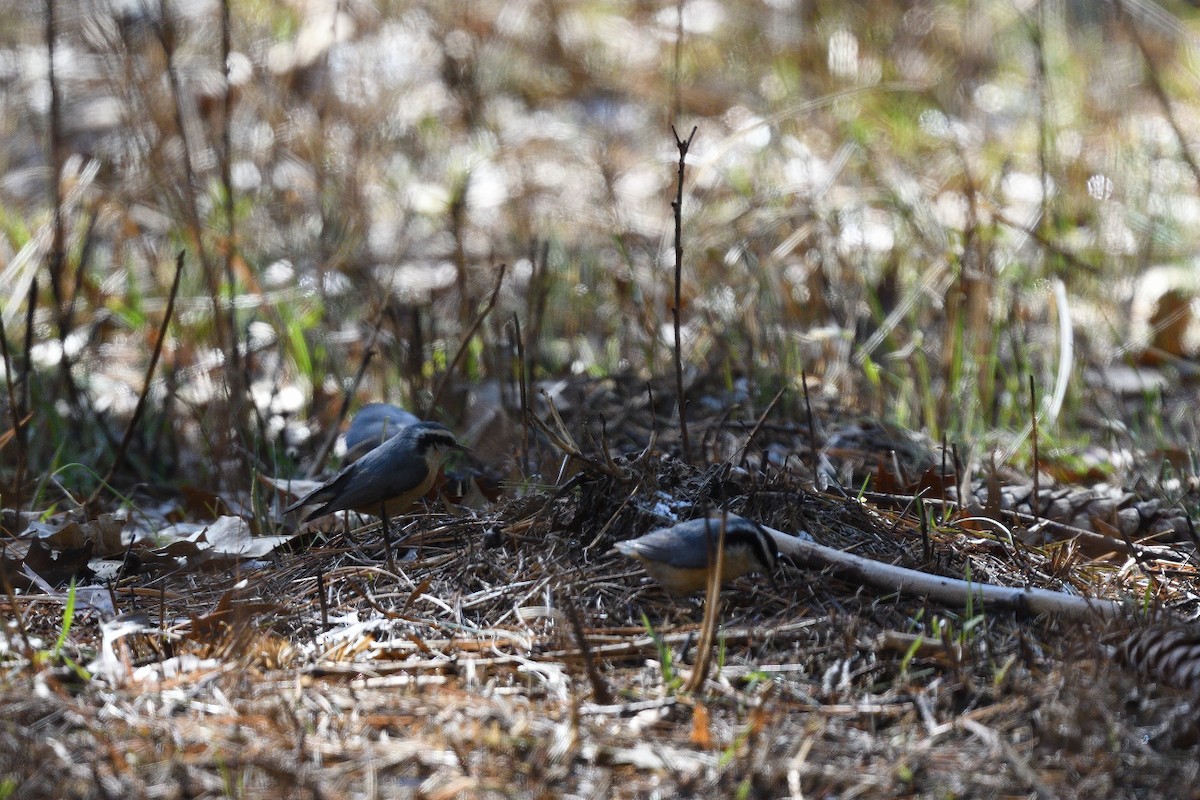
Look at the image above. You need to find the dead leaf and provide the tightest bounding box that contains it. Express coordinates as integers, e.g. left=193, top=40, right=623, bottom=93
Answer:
left=180, top=484, right=234, bottom=518
left=689, top=702, right=712, bottom=748
left=154, top=516, right=294, bottom=563
left=260, top=473, right=324, bottom=503
left=24, top=514, right=127, bottom=557
left=188, top=588, right=283, bottom=644
left=23, top=538, right=94, bottom=586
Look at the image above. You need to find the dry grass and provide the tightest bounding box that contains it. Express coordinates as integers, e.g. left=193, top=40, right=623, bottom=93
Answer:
left=4, top=380, right=1200, bottom=798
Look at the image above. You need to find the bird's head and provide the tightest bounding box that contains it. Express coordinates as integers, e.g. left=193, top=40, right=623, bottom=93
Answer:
left=409, top=422, right=465, bottom=464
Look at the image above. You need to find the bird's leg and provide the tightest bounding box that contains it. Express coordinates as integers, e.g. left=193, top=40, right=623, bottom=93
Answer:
left=340, top=512, right=361, bottom=545
left=379, top=502, right=397, bottom=572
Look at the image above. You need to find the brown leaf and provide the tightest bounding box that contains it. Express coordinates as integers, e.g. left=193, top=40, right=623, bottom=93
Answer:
left=24, top=539, right=95, bottom=587
left=689, top=701, right=712, bottom=749
left=180, top=485, right=233, bottom=518
left=188, top=588, right=282, bottom=645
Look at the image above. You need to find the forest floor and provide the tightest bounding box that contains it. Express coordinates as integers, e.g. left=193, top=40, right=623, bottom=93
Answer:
left=4, top=373, right=1200, bottom=799
left=5, top=1, right=1200, bottom=797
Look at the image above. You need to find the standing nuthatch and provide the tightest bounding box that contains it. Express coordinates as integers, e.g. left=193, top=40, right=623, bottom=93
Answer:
left=342, top=403, right=421, bottom=463
left=613, top=514, right=779, bottom=595
left=285, top=421, right=463, bottom=521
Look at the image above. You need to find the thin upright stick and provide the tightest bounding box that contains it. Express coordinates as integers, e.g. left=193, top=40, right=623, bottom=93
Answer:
left=379, top=502, right=397, bottom=574
left=801, top=370, right=818, bottom=479
left=429, top=263, right=507, bottom=414
left=513, top=314, right=530, bottom=479
left=670, top=126, right=697, bottom=463
left=0, top=315, right=27, bottom=522
left=218, top=0, right=238, bottom=373
left=1029, top=374, right=1040, bottom=522
left=94, top=251, right=186, bottom=500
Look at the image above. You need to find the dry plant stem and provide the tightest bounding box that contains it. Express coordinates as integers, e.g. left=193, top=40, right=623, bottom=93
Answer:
left=562, top=595, right=614, bottom=705
left=733, top=386, right=786, bottom=464
left=306, top=331, right=379, bottom=479
left=404, top=306, right=425, bottom=410
left=20, top=278, right=35, bottom=429
left=156, top=1, right=242, bottom=436
left=524, top=240, right=550, bottom=376
left=513, top=314, right=530, bottom=478
left=156, top=4, right=218, bottom=333
left=43, top=0, right=67, bottom=332
left=1032, top=4, right=1051, bottom=239
left=217, top=0, right=258, bottom=458
left=532, top=390, right=620, bottom=478
left=219, top=0, right=236, bottom=321
left=682, top=515, right=726, bottom=694
left=43, top=0, right=85, bottom=416
left=762, top=524, right=1124, bottom=620
left=670, top=126, right=697, bottom=463
left=990, top=208, right=1097, bottom=276
left=114, top=527, right=142, bottom=589
left=801, top=370, right=818, bottom=478
left=314, top=566, right=328, bottom=628
left=1119, top=1, right=1200, bottom=192
left=1111, top=519, right=1151, bottom=573
left=380, top=503, right=397, bottom=574
left=1029, top=375, right=1039, bottom=522
left=0, top=319, right=27, bottom=519
left=94, top=251, right=186, bottom=499
left=429, top=263, right=508, bottom=414
left=920, top=501, right=931, bottom=563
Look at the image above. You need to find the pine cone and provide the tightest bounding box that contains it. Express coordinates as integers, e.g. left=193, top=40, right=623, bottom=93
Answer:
left=1116, top=627, right=1200, bottom=691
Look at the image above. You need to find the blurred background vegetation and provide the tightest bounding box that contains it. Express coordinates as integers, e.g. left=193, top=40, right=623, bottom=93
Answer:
left=3, top=0, right=1200, bottom=508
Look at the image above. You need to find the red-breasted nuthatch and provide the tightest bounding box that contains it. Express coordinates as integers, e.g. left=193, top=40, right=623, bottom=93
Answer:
left=341, top=402, right=503, bottom=506
left=285, top=420, right=462, bottom=521
left=342, top=403, right=421, bottom=463
left=613, top=514, right=779, bottom=594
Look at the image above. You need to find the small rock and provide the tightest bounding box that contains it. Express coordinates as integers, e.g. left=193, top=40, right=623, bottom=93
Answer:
left=1135, top=499, right=1162, bottom=519
left=1117, top=508, right=1141, bottom=537
left=1085, top=498, right=1118, bottom=520
left=1008, top=485, right=1032, bottom=505
left=1047, top=499, right=1073, bottom=522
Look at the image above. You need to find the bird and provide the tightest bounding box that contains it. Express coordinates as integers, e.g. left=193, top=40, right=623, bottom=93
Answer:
left=342, top=402, right=421, bottom=462
left=342, top=402, right=504, bottom=505
left=613, top=514, right=779, bottom=595
left=284, top=421, right=463, bottom=522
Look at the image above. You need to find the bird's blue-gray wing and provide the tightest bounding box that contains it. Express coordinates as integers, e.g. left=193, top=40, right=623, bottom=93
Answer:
left=616, top=522, right=715, bottom=569
left=308, top=430, right=430, bottom=515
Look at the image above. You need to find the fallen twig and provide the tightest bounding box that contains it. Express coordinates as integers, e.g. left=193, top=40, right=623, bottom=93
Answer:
left=763, top=524, right=1126, bottom=620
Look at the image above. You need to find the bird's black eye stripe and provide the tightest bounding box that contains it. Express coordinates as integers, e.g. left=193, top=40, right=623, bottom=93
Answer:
left=747, top=521, right=779, bottom=569
left=415, top=430, right=458, bottom=451
left=703, top=517, right=778, bottom=570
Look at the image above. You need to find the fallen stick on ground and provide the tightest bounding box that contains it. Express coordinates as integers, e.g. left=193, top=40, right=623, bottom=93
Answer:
left=763, top=526, right=1127, bottom=620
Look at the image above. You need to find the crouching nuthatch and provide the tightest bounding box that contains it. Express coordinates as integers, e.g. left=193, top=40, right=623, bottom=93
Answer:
left=285, top=420, right=462, bottom=521
left=613, top=514, right=779, bottom=594
left=342, top=403, right=501, bottom=505
left=343, top=403, right=421, bottom=463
